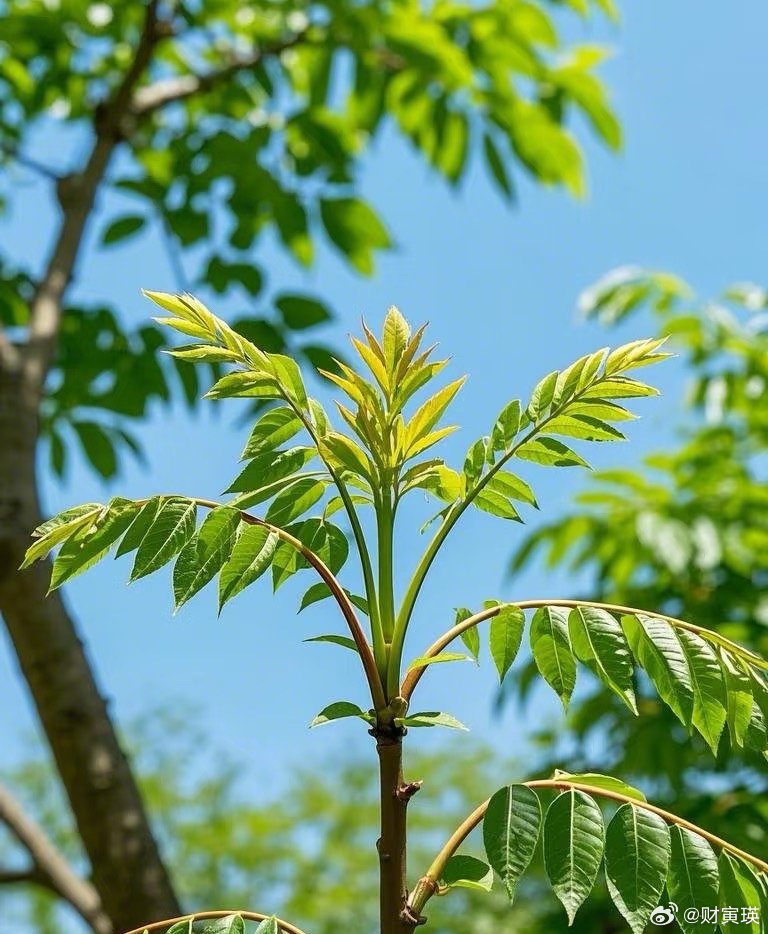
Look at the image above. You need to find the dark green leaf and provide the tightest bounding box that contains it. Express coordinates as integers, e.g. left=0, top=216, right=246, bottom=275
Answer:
left=440, top=855, right=494, bottom=892
left=130, top=497, right=197, bottom=581
left=102, top=214, right=145, bottom=245
left=530, top=606, right=576, bottom=707
left=489, top=605, right=525, bottom=681
left=605, top=804, right=671, bottom=934
left=568, top=607, right=637, bottom=712
left=225, top=447, right=315, bottom=495
left=667, top=827, right=719, bottom=934
left=275, top=293, right=332, bottom=330
left=303, top=634, right=359, bottom=652
left=718, top=853, right=762, bottom=934
left=544, top=789, right=605, bottom=924
left=483, top=784, right=542, bottom=902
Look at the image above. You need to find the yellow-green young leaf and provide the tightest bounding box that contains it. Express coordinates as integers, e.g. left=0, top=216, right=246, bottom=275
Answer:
left=240, top=407, right=303, bottom=459
left=270, top=353, right=307, bottom=406
left=143, top=289, right=208, bottom=324
left=21, top=503, right=103, bottom=569
left=405, top=652, right=470, bottom=674
left=621, top=614, right=693, bottom=727
left=406, top=464, right=463, bottom=502
left=310, top=701, right=373, bottom=727
left=552, top=771, right=646, bottom=802
left=605, top=805, right=671, bottom=934
left=567, top=399, right=637, bottom=422
left=218, top=525, right=278, bottom=610
left=382, top=305, right=411, bottom=374
left=489, top=605, right=525, bottom=681
left=152, top=316, right=211, bottom=340
left=394, top=322, right=428, bottom=381
left=265, top=478, right=326, bottom=527
left=527, top=370, right=558, bottom=421
left=196, top=915, right=244, bottom=934
left=174, top=507, right=240, bottom=610
left=129, top=497, right=197, bottom=581
left=165, top=344, right=238, bottom=363
left=392, top=358, right=449, bottom=414
left=515, top=436, right=590, bottom=468
left=604, top=337, right=670, bottom=375
left=204, top=371, right=280, bottom=400
left=404, top=377, right=466, bottom=450
left=545, top=413, right=626, bottom=442
left=490, top=399, right=522, bottom=452
left=483, top=785, right=542, bottom=903
left=568, top=607, right=637, bottom=712
left=719, top=650, right=754, bottom=749
left=667, top=827, right=719, bottom=934
left=225, top=447, right=316, bottom=495
left=396, top=711, right=467, bottom=730
left=676, top=629, right=727, bottom=754
left=404, top=425, right=458, bottom=460
left=580, top=377, right=659, bottom=399
left=320, top=432, right=373, bottom=482
left=165, top=920, right=193, bottom=934
left=350, top=335, right=389, bottom=393
left=486, top=471, right=537, bottom=507
left=455, top=606, right=480, bottom=663
left=463, top=438, right=488, bottom=486
left=530, top=606, right=576, bottom=707
left=718, top=854, right=762, bottom=934
left=49, top=499, right=140, bottom=589
left=544, top=789, right=605, bottom=924
left=254, top=917, right=279, bottom=934
left=440, top=855, right=494, bottom=893
left=472, top=488, right=522, bottom=521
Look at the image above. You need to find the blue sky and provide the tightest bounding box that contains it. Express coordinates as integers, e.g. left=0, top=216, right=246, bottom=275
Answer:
left=2, top=0, right=767, bottom=831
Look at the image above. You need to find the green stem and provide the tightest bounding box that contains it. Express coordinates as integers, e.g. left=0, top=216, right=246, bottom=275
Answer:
left=407, top=779, right=768, bottom=920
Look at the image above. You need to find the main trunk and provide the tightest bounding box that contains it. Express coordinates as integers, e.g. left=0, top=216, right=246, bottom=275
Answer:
left=377, top=735, right=412, bottom=934
left=0, top=361, right=181, bottom=931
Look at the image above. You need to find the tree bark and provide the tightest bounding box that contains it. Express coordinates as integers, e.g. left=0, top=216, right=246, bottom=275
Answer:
left=0, top=359, right=181, bottom=932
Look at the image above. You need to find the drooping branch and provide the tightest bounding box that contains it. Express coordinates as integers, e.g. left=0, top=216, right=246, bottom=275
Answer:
left=406, top=777, right=768, bottom=923
left=0, top=780, right=112, bottom=933
left=400, top=596, right=768, bottom=700
left=121, top=909, right=311, bottom=934
left=188, top=497, right=387, bottom=710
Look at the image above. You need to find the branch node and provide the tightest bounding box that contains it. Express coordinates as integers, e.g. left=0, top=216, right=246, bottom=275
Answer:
left=400, top=904, right=428, bottom=927
left=396, top=780, right=423, bottom=801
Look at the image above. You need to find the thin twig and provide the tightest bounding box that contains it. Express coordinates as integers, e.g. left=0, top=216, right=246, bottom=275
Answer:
left=121, top=909, right=311, bottom=934
left=0, top=138, right=60, bottom=181
left=0, top=781, right=112, bottom=933
left=130, top=31, right=310, bottom=116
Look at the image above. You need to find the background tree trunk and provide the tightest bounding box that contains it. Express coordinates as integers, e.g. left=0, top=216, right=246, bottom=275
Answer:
left=0, top=308, right=181, bottom=933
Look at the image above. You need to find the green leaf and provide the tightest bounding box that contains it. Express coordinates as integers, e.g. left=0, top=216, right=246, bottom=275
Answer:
left=719, top=650, right=754, bottom=749
left=483, top=784, right=542, bottom=902
left=49, top=499, right=140, bottom=589
left=71, top=421, right=118, bottom=478
left=552, top=771, right=646, bottom=802
left=718, top=853, right=762, bottom=934
left=165, top=922, right=192, bottom=934
left=382, top=304, right=411, bottom=373
left=310, top=701, right=373, bottom=727
left=303, top=634, right=359, bottom=652
left=456, top=607, right=480, bottom=663
left=218, top=525, right=278, bottom=610
left=265, top=478, right=326, bottom=527
left=486, top=471, right=537, bottom=508
left=102, top=214, right=145, bottom=245
left=527, top=370, right=558, bottom=420
left=396, top=711, right=467, bottom=730
left=405, top=652, right=470, bottom=673
left=21, top=503, right=103, bottom=569
left=320, top=197, right=390, bottom=274
left=621, top=614, right=693, bottom=726
left=205, top=371, right=280, bottom=401
left=174, top=507, right=240, bottom=610
left=568, top=607, right=637, bottom=712
left=667, top=827, right=719, bottom=934
left=544, top=789, right=605, bottom=924
left=605, top=804, right=671, bottom=934
left=440, top=855, right=494, bottom=893
left=489, top=605, right=525, bottom=681
left=115, top=497, right=164, bottom=557
left=472, top=487, right=522, bottom=521
left=225, top=447, right=315, bottom=494
left=490, top=399, right=522, bottom=452
left=676, top=629, right=727, bottom=754
left=483, top=133, right=515, bottom=202
left=530, top=606, right=576, bottom=707
left=515, top=436, right=590, bottom=468
left=254, top=917, right=279, bottom=934
left=194, top=915, right=245, bottom=934
left=275, top=293, right=332, bottom=330
left=130, top=497, right=197, bottom=581
left=240, top=407, right=303, bottom=459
